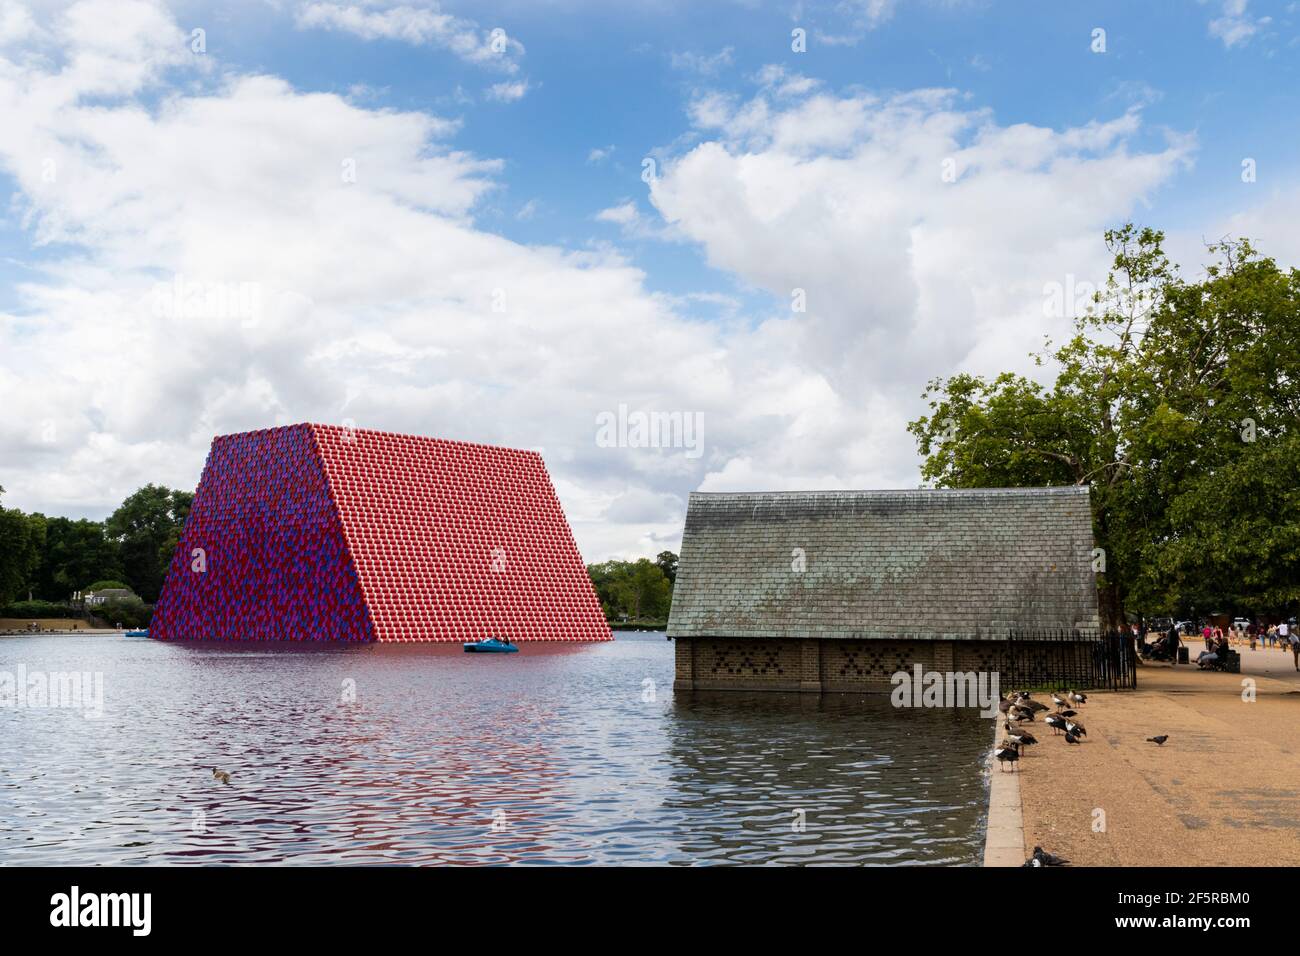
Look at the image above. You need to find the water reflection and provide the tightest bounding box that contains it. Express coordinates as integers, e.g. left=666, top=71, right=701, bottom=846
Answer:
left=0, top=632, right=989, bottom=865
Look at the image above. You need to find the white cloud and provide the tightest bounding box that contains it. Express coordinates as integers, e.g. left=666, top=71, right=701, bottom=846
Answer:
left=295, top=1, right=524, bottom=69
left=650, top=79, right=1193, bottom=489
left=485, top=78, right=529, bottom=102
left=595, top=200, right=640, bottom=226
left=1207, top=0, right=1270, bottom=47
left=669, top=46, right=734, bottom=75
left=587, top=144, right=615, bottom=164
left=0, top=4, right=1204, bottom=564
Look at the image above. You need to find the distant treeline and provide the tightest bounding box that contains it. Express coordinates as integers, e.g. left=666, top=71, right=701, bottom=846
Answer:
left=2, top=481, right=679, bottom=627
left=586, top=551, right=677, bottom=623
left=0, top=484, right=192, bottom=609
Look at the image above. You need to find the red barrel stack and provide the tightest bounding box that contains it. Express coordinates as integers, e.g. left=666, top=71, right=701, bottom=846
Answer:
left=150, top=423, right=612, bottom=643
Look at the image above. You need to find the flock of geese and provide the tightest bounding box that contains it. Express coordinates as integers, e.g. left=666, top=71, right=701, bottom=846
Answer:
left=995, top=689, right=1089, bottom=772
left=995, top=690, right=1088, bottom=868
left=994, top=688, right=1171, bottom=866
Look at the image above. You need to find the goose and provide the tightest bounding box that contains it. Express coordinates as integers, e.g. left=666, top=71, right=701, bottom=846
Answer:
left=1044, top=714, right=1067, bottom=735
left=1059, top=709, right=1078, bottom=719
left=995, top=742, right=1020, bottom=771
left=1065, top=719, right=1087, bottom=738
left=1069, top=690, right=1088, bottom=706
left=212, top=768, right=231, bottom=785
left=1016, top=693, right=1049, bottom=713
left=1009, top=706, right=1036, bottom=722
left=1050, top=693, right=1068, bottom=710
left=1006, top=727, right=1038, bottom=750
left=1064, top=730, right=1081, bottom=744
left=998, top=695, right=1014, bottom=714
left=1147, top=735, right=1169, bottom=746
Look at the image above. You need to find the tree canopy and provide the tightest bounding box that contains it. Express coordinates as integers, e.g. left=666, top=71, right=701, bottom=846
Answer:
left=587, top=556, right=675, bottom=621
left=908, top=225, right=1300, bottom=626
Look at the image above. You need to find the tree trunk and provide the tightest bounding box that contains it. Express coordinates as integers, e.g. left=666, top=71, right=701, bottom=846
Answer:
left=1097, top=578, right=1126, bottom=632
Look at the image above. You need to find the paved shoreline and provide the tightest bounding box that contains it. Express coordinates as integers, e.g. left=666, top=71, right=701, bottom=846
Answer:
left=1004, top=640, right=1300, bottom=866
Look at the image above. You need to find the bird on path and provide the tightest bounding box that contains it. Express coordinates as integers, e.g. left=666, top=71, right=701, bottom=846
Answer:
left=1069, top=690, right=1088, bottom=706
left=1025, top=846, right=1070, bottom=867
left=1009, top=705, right=1036, bottom=722
left=1005, top=727, right=1038, bottom=750
left=995, top=741, right=1020, bottom=771
left=1016, top=693, right=1049, bottom=713
left=1059, top=709, right=1078, bottom=719
left=1051, top=692, right=1068, bottom=710
left=998, top=695, right=1014, bottom=714
left=1065, top=719, right=1087, bottom=738
left=212, top=768, right=231, bottom=785
left=1147, top=735, right=1169, bottom=746
left=1044, top=714, right=1067, bottom=735
left=1064, top=730, right=1081, bottom=745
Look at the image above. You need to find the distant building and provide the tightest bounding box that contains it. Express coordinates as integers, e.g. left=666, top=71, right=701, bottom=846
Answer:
left=667, top=487, right=1101, bottom=692
left=84, top=588, right=136, bottom=606
left=150, top=424, right=610, bottom=643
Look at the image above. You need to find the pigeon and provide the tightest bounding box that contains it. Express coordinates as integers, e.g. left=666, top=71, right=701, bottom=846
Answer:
left=1044, top=714, right=1067, bottom=735
left=1069, top=690, right=1088, bottom=706
left=995, top=742, right=1020, bottom=771
left=1147, top=735, right=1169, bottom=746
left=212, top=768, right=231, bottom=785
left=1026, top=846, right=1070, bottom=867
left=1064, top=730, right=1081, bottom=744
left=1065, top=720, right=1087, bottom=738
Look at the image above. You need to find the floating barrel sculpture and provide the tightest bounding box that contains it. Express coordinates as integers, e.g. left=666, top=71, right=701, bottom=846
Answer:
left=150, top=424, right=612, bottom=643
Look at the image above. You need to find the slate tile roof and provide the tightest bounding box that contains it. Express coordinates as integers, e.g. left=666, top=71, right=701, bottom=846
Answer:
left=666, top=487, right=1100, bottom=641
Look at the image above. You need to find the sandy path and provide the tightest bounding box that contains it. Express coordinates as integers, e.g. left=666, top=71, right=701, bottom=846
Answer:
left=1016, top=640, right=1300, bottom=866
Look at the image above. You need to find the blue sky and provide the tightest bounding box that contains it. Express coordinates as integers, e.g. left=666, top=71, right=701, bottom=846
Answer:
left=1, top=0, right=1297, bottom=559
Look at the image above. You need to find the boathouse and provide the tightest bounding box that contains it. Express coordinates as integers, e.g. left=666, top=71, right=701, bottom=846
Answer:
left=668, top=488, right=1100, bottom=692
left=150, top=424, right=610, bottom=643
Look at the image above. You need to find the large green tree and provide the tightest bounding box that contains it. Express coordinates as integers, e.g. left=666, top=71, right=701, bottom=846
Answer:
left=103, top=485, right=193, bottom=602
left=908, top=225, right=1300, bottom=627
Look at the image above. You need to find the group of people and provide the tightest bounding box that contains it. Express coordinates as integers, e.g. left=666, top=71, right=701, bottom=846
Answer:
left=1137, top=620, right=1300, bottom=672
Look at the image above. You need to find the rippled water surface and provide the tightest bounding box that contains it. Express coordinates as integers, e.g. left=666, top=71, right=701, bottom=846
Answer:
left=0, top=632, right=992, bottom=865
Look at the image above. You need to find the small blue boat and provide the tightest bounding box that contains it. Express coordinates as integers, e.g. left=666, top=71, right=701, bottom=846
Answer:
left=124, top=629, right=149, bottom=638
left=464, top=637, right=518, bottom=653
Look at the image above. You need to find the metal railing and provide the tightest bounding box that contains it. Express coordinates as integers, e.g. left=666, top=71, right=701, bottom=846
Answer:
left=1005, top=628, right=1137, bottom=691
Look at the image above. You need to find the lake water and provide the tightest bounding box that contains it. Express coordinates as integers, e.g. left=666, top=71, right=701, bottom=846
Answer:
left=0, top=631, right=992, bottom=865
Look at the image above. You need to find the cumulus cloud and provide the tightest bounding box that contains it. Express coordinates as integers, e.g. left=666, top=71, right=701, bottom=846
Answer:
left=0, top=4, right=1205, bottom=563
left=1207, top=0, right=1270, bottom=48
left=295, top=1, right=524, bottom=69
left=485, top=78, right=529, bottom=102
left=650, top=79, right=1195, bottom=489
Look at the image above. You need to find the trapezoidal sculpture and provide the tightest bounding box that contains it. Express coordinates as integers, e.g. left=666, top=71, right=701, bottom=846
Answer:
left=150, top=424, right=612, bottom=643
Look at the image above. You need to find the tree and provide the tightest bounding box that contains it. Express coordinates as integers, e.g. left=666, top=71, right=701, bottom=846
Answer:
left=908, top=225, right=1300, bottom=627
left=0, top=486, right=44, bottom=604
left=103, top=485, right=193, bottom=602
left=655, top=550, right=678, bottom=585
left=587, top=558, right=674, bottom=621
left=31, top=517, right=125, bottom=600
